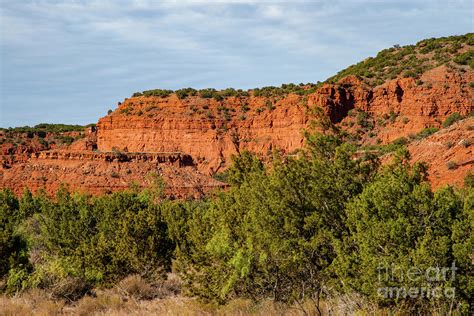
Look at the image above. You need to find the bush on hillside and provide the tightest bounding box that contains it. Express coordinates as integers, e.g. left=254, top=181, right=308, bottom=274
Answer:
left=442, top=112, right=463, bottom=128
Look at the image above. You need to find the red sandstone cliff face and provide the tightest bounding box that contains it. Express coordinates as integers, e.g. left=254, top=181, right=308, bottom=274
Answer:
left=0, top=150, right=225, bottom=197
left=97, top=93, right=310, bottom=174
left=97, top=66, right=473, bottom=176
left=351, top=66, right=474, bottom=143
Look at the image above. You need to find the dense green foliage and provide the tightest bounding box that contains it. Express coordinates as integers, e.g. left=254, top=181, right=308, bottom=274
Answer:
left=326, top=33, right=473, bottom=86
left=453, top=49, right=474, bottom=68
left=0, top=123, right=93, bottom=149
left=0, top=123, right=95, bottom=134
left=443, top=112, right=464, bottom=128
left=169, top=136, right=378, bottom=305
left=1, top=130, right=472, bottom=313
left=131, top=83, right=321, bottom=101
left=133, top=89, right=174, bottom=98
left=0, top=190, right=31, bottom=281
left=413, top=127, right=439, bottom=140
left=334, top=157, right=473, bottom=312
left=1, top=187, right=174, bottom=296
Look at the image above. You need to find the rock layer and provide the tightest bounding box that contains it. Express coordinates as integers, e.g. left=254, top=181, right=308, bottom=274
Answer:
left=1, top=149, right=225, bottom=197
left=97, top=66, right=473, bottom=174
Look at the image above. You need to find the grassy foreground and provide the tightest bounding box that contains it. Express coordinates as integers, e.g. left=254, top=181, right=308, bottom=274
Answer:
left=0, top=274, right=434, bottom=316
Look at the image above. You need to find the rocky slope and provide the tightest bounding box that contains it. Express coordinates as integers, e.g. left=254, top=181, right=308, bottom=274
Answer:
left=407, top=117, right=473, bottom=189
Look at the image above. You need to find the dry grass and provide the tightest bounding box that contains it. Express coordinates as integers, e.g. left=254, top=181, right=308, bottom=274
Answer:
left=0, top=289, right=65, bottom=316
left=0, top=277, right=456, bottom=315
left=0, top=291, right=457, bottom=316
left=0, top=289, right=327, bottom=316
left=116, top=275, right=155, bottom=300
left=0, top=292, right=330, bottom=316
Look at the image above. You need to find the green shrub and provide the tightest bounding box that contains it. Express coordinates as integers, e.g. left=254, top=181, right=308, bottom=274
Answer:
left=265, top=100, right=276, bottom=111
left=171, top=135, right=378, bottom=306
left=3, top=124, right=89, bottom=134
left=402, top=70, right=417, bottom=78
left=415, top=127, right=439, bottom=140
left=443, top=112, right=463, bottom=128
left=389, top=111, right=398, bottom=123
left=453, top=50, right=474, bottom=67
left=325, top=34, right=473, bottom=85
left=334, top=157, right=469, bottom=311
left=220, top=88, right=237, bottom=97
left=175, top=88, right=197, bottom=99
left=199, top=88, right=217, bottom=98
left=464, top=172, right=474, bottom=188
left=20, top=187, right=175, bottom=289
left=356, top=111, right=373, bottom=129
left=0, top=190, right=32, bottom=293
left=141, top=89, right=173, bottom=98
left=120, top=107, right=132, bottom=115
left=240, top=104, right=250, bottom=113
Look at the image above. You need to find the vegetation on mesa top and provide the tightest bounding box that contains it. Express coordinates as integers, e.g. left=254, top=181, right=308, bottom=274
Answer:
left=0, top=123, right=96, bottom=134
left=0, top=123, right=96, bottom=147
left=131, top=83, right=322, bottom=101
left=327, top=33, right=474, bottom=86
left=129, top=33, right=473, bottom=102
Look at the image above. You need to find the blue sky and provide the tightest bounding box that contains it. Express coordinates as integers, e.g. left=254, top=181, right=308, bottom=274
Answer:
left=0, top=0, right=472, bottom=127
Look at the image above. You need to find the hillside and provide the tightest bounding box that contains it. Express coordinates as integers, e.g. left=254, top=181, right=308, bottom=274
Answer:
left=407, top=116, right=473, bottom=188
left=0, top=124, right=98, bottom=169
left=326, top=33, right=473, bottom=85
left=1, top=33, right=473, bottom=195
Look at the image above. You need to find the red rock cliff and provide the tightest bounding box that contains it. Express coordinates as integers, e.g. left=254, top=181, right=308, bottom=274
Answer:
left=97, top=66, right=473, bottom=174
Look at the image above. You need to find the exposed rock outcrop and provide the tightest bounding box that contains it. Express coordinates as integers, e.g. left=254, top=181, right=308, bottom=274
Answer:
left=1, top=149, right=225, bottom=197
left=96, top=66, right=473, bottom=176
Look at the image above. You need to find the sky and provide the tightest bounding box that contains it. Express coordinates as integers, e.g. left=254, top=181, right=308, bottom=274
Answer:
left=0, top=0, right=472, bottom=127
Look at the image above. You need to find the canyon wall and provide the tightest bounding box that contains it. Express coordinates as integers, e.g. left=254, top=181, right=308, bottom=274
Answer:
left=97, top=66, right=473, bottom=174
left=1, top=149, right=224, bottom=197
